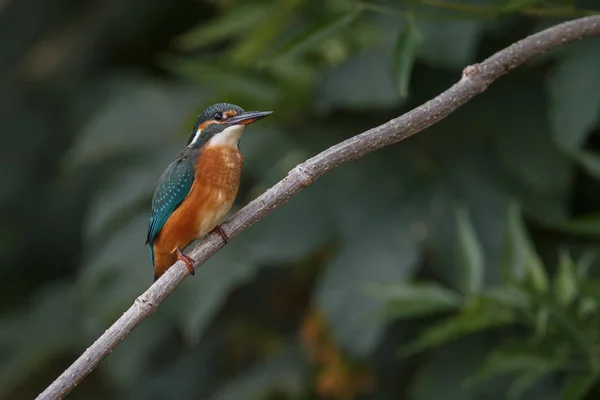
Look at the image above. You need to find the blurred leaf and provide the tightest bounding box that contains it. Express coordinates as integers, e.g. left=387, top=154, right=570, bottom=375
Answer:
left=489, top=81, right=572, bottom=222
left=0, top=283, right=81, bottom=398
left=468, top=341, right=560, bottom=389
left=481, top=286, right=531, bottom=309
left=560, top=372, right=599, bottom=400
left=533, top=297, right=597, bottom=369
left=400, top=298, right=515, bottom=357
left=392, top=13, right=421, bottom=98
left=99, top=315, right=172, bottom=388
left=507, top=371, right=547, bottom=400
left=240, top=126, right=297, bottom=182
left=161, top=58, right=278, bottom=104
left=500, top=203, right=548, bottom=293
left=574, top=251, right=594, bottom=280
left=417, top=17, right=483, bottom=69
left=316, top=210, right=421, bottom=356
left=372, top=282, right=462, bottom=320
left=316, top=48, right=403, bottom=110
left=230, top=3, right=297, bottom=65
left=455, top=206, right=485, bottom=296
left=544, top=210, right=600, bottom=236
left=123, top=336, right=218, bottom=400
left=210, top=342, right=308, bottom=400
left=409, top=337, right=497, bottom=400
left=577, top=297, right=598, bottom=319
left=83, top=144, right=182, bottom=248
left=503, top=0, right=548, bottom=11
left=176, top=3, right=275, bottom=50
left=78, top=214, right=151, bottom=324
left=64, top=75, right=204, bottom=170
left=500, top=203, right=527, bottom=284
left=421, top=148, right=508, bottom=289
left=554, top=249, right=578, bottom=307
left=270, top=7, right=362, bottom=60
left=237, top=185, right=334, bottom=264
left=547, top=39, right=600, bottom=149
left=566, top=149, right=600, bottom=181
left=534, top=308, right=549, bottom=341
left=169, top=246, right=258, bottom=344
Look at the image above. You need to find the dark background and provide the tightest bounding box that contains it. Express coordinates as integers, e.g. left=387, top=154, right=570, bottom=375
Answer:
left=2, top=0, right=600, bottom=399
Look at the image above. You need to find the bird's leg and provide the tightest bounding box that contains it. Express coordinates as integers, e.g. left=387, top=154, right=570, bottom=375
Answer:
left=176, top=248, right=195, bottom=275
left=211, top=225, right=229, bottom=243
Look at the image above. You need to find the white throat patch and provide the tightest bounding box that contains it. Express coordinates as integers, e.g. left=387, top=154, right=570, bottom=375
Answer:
left=189, top=129, right=203, bottom=147
left=206, top=124, right=246, bottom=148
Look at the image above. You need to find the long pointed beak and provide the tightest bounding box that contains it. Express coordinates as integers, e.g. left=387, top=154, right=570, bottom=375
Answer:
left=228, top=110, right=273, bottom=126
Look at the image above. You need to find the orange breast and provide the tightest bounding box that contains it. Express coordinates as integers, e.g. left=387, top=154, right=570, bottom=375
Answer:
left=153, top=146, right=242, bottom=256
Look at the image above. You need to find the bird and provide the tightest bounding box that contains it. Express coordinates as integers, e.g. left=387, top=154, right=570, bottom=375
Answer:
left=146, top=102, right=272, bottom=281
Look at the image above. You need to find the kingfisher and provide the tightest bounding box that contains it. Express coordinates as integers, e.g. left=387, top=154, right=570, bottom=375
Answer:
left=146, top=103, right=272, bottom=281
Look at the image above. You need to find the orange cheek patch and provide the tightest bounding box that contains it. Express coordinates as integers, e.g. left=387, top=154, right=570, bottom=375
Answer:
left=199, top=120, right=217, bottom=130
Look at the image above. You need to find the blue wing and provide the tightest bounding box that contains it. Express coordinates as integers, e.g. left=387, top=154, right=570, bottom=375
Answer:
left=146, top=153, right=196, bottom=248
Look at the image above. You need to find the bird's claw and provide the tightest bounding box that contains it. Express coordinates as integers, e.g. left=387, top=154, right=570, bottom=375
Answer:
left=176, top=248, right=195, bottom=275
left=211, top=225, right=229, bottom=243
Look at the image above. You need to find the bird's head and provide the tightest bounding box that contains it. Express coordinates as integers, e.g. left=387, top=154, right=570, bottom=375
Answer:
left=187, top=102, right=272, bottom=149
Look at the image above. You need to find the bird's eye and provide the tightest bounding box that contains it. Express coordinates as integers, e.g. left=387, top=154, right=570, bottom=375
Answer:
left=214, top=112, right=223, bottom=121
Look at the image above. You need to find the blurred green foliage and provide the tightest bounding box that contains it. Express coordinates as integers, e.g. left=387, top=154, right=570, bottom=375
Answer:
left=2, top=0, right=600, bottom=399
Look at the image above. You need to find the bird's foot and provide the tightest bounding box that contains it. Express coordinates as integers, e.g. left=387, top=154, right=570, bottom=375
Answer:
left=211, top=225, right=229, bottom=243
left=176, top=248, right=195, bottom=275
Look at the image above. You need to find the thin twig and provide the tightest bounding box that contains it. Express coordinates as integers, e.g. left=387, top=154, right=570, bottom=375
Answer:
left=37, top=15, right=600, bottom=400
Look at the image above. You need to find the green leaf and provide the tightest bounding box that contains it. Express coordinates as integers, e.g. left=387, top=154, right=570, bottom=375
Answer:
left=122, top=337, right=219, bottom=400
left=566, top=149, right=600, bottom=181
left=533, top=296, right=598, bottom=369
left=455, top=206, right=485, bottom=295
left=561, top=372, right=599, bottom=400
left=79, top=214, right=154, bottom=320
left=468, top=341, right=559, bottom=388
left=534, top=308, right=549, bottom=342
left=547, top=39, right=600, bottom=149
left=175, top=3, right=275, bottom=50
left=507, top=372, right=547, bottom=400
left=500, top=203, right=548, bottom=293
left=409, top=337, right=491, bottom=400
left=169, top=247, right=258, bottom=344
left=416, top=17, right=483, bottom=69
left=0, top=284, right=81, bottom=398
left=400, top=298, right=515, bottom=357
left=209, top=342, right=307, bottom=400
left=481, top=286, right=531, bottom=309
left=545, top=211, right=600, bottom=236
left=270, top=7, right=362, bottom=60
left=392, top=13, right=421, bottom=98
left=502, top=0, right=548, bottom=12
left=99, top=315, right=172, bottom=387
left=577, top=297, right=597, bottom=319
left=316, top=208, right=421, bottom=357
left=237, top=185, right=334, bottom=264
left=229, top=4, right=296, bottom=65
left=372, top=282, right=462, bottom=320
left=316, top=48, right=403, bottom=110
left=490, top=82, right=572, bottom=221
left=575, top=251, right=594, bottom=279
left=160, top=58, right=279, bottom=104
left=65, top=75, right=204, bottom=170
left=554, top=249, right=578, bottom=307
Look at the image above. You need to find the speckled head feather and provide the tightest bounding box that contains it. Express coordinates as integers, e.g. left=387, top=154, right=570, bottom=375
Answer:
left=187, top=103, right=245, bottom=145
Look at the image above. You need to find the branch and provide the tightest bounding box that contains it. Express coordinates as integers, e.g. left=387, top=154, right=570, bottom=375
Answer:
left=38, top=15, right=600, bottom=400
